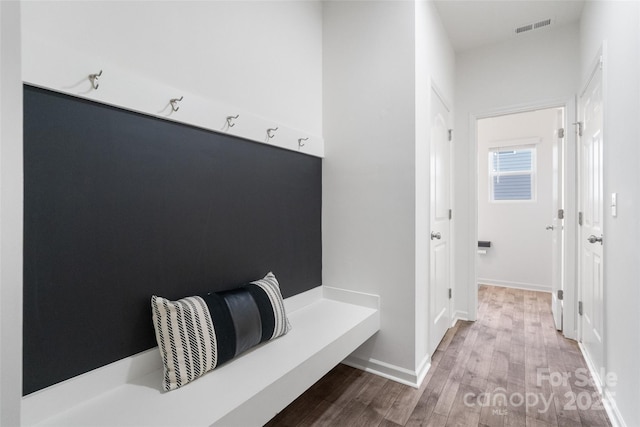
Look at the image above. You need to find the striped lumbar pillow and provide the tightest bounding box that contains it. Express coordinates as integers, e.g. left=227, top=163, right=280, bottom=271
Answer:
left=151, top=272, right=291, bottom=391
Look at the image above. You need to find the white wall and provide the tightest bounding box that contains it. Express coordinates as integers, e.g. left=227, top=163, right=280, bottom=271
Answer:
left=323, top=0, right=417, bottom=381
left=0, top=1, right=23, bottom=425
left=579, top=2, right=640, bottom=426
left=323, top=0, right=454, bottom=384
left=477, top=109, right=558, bottom=292
left=454, top=23, right=579, bottom=320
left=21, top=1, right=323, bottom=152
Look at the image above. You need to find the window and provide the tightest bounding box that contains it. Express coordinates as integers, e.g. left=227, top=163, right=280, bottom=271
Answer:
left=489, top=147, right=536, bottom=201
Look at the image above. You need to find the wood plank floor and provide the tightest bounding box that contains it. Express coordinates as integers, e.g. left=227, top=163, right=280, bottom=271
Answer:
left=266, top=285, right=612, bottom=427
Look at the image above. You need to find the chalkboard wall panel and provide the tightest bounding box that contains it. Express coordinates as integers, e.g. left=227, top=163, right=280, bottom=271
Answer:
left=23, top=85, right=322, bottom=395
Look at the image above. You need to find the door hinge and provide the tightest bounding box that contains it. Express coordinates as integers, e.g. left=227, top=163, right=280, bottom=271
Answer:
left=448, top=288, right=452, bottom=299
left=578, top=211, right=583, bottom=226
left=558, top=208, right=564, bottom=220
left=448, top=129, right=453, bottom=142
left=578, top=301, right=583, bottom=316
left=557, top=289, right=564, bottom=300
left=449, top=209, right=452, bottom=220
left=558, top=128, right=565, bottom=139
left=573, top=121, right=583, bottom=136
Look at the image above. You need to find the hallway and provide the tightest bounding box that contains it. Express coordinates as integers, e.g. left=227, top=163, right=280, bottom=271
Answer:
left=267, top=286, right=611, bottom=426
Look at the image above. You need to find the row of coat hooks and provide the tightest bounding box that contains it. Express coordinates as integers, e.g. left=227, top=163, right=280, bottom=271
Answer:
left=88, top=70, right=310, bottom=149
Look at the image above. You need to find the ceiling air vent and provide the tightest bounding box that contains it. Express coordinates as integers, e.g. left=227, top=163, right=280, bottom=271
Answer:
left=515, top=18, right=553, bottom=35
left=534, top=19, right=552, bottom=29
left=515, top=24, right=533, bottom=34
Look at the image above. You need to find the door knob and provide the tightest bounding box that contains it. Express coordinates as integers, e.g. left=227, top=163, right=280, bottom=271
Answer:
left=546, top=225, right=555, bottom=230
left=430, top=231, right=441, bottom=240
left=587, top=234, right=603, bottom=244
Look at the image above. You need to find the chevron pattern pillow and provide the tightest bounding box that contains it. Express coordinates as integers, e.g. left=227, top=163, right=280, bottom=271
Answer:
left=151, top=272, right=291, bottom=391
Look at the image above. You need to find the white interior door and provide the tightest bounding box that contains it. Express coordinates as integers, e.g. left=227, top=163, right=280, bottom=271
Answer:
left=550, top=108, right=565, bottom=331
left=429, top=88, right=451, bottom=354
left=578, top=56, right=605, bottom=375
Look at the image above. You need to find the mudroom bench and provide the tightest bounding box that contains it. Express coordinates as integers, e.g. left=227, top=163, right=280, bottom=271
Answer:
left=22, top=286, right=380, bottom=427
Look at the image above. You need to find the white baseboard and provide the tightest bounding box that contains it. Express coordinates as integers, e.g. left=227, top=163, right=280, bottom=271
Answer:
left=415, top=354, right=431, bottom=387
left=452, top=311, right=469, bottom=326
left=578, top=342, right=627, bottom=427
left=342, top=355, right=426, bottom=389
left=578, top=342, right=604, bottom=395
left=477, top=279, right=551, bottom=293
left=603, top=388, right=627, bottom=427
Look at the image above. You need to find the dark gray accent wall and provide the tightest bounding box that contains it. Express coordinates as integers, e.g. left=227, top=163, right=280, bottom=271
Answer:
left=23, top=85, right=322, bottom=395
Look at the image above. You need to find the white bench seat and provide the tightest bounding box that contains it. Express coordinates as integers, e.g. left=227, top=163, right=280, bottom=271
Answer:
left=23, top=286, right=379, bottom=427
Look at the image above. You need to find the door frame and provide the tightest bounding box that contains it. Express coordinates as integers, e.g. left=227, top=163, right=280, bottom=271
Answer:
left=468, top=97, right=578, bottom=340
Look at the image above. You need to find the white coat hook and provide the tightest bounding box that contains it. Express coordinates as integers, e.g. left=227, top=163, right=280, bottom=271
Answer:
left=88, top=70, right=103, bottom=90
left=170, top=96, right=184, bottom=112
left=267, top=127, right=279, bottom=139
left=226, top=114, right=239, bottom=127
left=298, top=137, right=309, bottom=148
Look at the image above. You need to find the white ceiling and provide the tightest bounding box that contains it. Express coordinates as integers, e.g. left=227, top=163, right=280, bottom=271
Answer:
left=434, top=0, right=585, bottom=52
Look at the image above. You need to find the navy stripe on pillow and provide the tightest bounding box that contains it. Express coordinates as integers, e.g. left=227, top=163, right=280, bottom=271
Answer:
left=201, top=292, right=236, bottom=366
left=245, top=284, right=276, bottom=343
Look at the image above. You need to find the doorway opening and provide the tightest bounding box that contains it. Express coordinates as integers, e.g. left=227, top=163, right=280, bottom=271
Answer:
left=471, top=101, right=578, bottom=340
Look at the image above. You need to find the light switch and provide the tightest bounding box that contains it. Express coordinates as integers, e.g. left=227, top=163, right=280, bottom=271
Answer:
left=611, top=193, right=617, bottom=217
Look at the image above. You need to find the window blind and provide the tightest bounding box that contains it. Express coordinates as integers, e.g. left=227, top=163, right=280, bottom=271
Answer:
left=490, top=148, right=535, bottom=201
